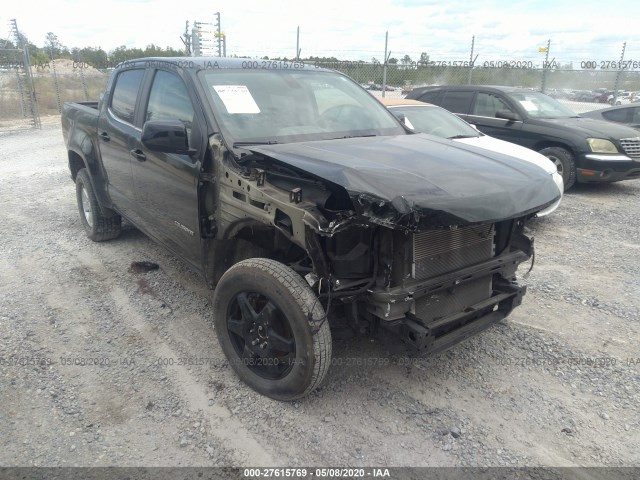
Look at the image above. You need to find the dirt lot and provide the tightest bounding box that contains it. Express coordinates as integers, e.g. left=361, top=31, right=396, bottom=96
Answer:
left=1, top=122, right=639, bottom=468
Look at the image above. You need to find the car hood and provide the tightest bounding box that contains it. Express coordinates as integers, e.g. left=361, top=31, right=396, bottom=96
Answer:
left=455, top=135, right=557, bottom=174
left=538, top=117, right=640, bottom=139
left=249, top=134, right=561, bottom=229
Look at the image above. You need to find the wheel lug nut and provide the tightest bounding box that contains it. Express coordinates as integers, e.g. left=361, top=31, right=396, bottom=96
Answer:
left=260, top=342, right=267, bottom=349
left=252, top=339, right=259, bottom=346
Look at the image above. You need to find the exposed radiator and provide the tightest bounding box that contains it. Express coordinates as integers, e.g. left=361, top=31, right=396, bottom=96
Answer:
left=412, top=224, right=494, bottom=280
left=412, top=224, right=495, bottom=324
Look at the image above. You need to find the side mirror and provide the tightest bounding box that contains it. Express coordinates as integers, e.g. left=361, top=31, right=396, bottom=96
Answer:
left=496, top=109, right=519, bottom=121
left=142, top=120, right=192, bottom=155
left=392, top=112, right=406, bottom=123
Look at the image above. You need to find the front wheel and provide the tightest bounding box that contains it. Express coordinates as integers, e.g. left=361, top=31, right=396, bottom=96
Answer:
left=213, top=258, right=332, bottom=400
left=539, top=146, right=577, bottom=190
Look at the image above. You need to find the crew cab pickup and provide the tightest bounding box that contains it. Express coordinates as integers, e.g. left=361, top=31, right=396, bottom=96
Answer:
left=62, top=58, right=560, bottom=400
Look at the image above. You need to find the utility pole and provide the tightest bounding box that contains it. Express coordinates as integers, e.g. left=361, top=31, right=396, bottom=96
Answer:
left=192, top=22, right=201, bottom=57
left=215, top=12, right=221, bottom=57
left=180, top=20, right=191, bottom=55
left=296, top=26, right=301, bottom=60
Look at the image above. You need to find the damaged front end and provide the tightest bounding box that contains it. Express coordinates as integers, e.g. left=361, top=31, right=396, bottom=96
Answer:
left=366, top=221, right=533, bottom=353
left=205, top=134, right=555, bottom=352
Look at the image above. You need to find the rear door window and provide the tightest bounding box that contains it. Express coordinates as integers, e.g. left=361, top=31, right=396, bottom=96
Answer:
left=110, top=69, right=145, bottom=124
left=439, top=91, right=474, bottom=114
left=418, top=90, right=442, bottom=105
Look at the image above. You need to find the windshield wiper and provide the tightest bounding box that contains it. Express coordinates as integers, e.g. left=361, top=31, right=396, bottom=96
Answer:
left=233, top=141, right=279, bottom=148
left=326, top=134, right=377, bottom=140
left=448, top=134, right=478, bottom=139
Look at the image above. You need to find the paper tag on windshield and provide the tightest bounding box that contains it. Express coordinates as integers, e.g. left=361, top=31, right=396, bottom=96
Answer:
left=519, top=100, right=538, bottom=112
left=213, top=85, right=260, bottom=114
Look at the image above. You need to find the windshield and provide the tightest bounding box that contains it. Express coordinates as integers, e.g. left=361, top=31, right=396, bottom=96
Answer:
left=390, top=105, right=480, bottom=139
left=508, top=91, right=577, bottom=118
left=199, top=69, right=405, bottom=146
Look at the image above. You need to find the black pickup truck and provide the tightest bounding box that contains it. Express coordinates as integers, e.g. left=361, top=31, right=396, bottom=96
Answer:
left=62, top=57, right=560, bottom=400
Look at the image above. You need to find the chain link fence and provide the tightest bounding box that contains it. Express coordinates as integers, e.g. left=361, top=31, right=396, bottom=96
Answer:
left=312, top=60, right=640, bottom=113
left=2, top=44, right=640, bottom=131
left=0, top=57, right=109, bottom=133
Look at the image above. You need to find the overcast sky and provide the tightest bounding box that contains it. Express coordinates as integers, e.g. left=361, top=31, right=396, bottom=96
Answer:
left=2, top=0, right=639, bottom=65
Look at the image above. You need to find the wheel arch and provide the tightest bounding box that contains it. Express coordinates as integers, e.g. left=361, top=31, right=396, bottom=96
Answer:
left=68, top=149, right=87, bottom=181
left=204, top=220, right=311, bottom=288
left=67, top=146, right=114, bottom=211
left=533, top=140, right=575, bottom=155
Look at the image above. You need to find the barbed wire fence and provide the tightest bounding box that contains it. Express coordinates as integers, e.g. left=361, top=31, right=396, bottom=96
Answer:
left=2, top=27, right=640, bottom=132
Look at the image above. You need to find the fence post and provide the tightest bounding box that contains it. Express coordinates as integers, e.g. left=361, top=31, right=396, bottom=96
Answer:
left=382, top=31, right=388, bottom=98
left=467, top=35, right=475, bottom=85
left=50, top=45, right=61, bottom=113
left=77, top=52, right=89, bottom=100
left=612, top=42, right=627, bottom=105
left=541, top=39, right=551, bottom=93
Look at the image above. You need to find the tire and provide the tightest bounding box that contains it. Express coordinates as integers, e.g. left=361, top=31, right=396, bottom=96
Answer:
left=75, top=169, right=122, bottom=241
left=538, top=146, right=577, bottom=190
left=213, top=258, right=332, bottom=400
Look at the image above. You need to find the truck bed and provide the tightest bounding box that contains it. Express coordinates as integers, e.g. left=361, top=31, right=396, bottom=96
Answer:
left=61, top=101, right=100, bottom=151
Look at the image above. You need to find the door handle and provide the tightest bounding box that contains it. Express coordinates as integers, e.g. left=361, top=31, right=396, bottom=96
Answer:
left=130, top=149, right=146, bottom=162
left=99, top=132, right=110, bottom=141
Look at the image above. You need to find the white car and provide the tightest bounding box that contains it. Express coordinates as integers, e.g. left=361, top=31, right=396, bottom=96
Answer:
left=381, top=98, right=563, bottom=216
left=608, top=92, right=636, bottom=105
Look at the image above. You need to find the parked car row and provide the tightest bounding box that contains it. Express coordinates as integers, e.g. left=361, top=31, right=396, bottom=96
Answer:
left=405, top=85, right=640, bottom=189
left=545, top=88, right=640, bottom=104
left=362, top=83, right=399, bottom=92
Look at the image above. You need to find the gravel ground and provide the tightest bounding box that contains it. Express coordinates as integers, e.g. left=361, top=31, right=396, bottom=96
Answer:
left=0, top=122, right=639, bottom=468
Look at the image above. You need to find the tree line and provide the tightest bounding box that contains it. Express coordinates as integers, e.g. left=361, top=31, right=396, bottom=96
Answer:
left=1, top=32, right=184, bottom=69
left=1, top=31, right=435, bottom=70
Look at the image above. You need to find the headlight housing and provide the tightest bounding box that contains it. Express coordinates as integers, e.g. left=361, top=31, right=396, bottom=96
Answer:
left=587, top=138, right=618, bottom=153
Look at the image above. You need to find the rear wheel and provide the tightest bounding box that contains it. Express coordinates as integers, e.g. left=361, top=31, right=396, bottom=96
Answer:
left=213, top=258, right=332, bottom=400
left=75, top=169, right=121, bottom=241
left=539, top=146, right=576, bottom=189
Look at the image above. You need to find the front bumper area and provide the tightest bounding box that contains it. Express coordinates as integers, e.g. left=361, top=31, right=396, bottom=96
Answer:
left=577, top=167, right=640, bottom=183
left=391, top=281, right=525, bottom=354
left=369, top=249, right=530, bottom=353
left=577, top=154, right=640, bottom=183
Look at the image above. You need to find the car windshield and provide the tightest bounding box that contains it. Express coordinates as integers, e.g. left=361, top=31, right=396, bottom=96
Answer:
left=199, top=69, right=405, bottom=147
left=390, top=105, right=480, bottom=139
left=507, top=91, right=577, bottom=118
